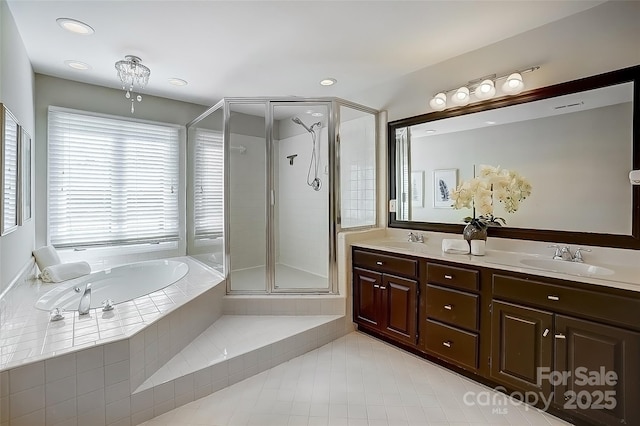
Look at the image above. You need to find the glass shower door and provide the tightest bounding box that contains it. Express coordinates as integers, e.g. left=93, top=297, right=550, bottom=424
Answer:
left=271, top=103, right=330, bottom=291
left=227, top=102, right=268, bottom=292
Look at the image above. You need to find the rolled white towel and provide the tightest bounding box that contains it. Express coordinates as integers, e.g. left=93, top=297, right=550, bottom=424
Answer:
left=442, top=239, right=470, bottom=254
left=41, top=262, right=91, bottom=283
left=33, top=245, right=61, bottom=272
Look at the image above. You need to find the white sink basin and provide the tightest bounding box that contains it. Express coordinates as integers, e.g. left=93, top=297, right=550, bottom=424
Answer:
left=519, top=258, right=614, bottom=276
left=376, top=241, right=424, bottom=250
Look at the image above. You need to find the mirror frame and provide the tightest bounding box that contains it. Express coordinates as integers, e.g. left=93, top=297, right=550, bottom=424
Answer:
left=388, top=65, right=640, bottom=249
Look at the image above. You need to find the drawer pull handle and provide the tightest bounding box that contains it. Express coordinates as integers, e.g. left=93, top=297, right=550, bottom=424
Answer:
left=543, top=328, right=549, bottom=337
left=555, top=333, right=566, bottom=340
left=442, top=341, right=452, bottom=348
left=444, top=274, right=453, bottom=280
left=380, top=286, right=387, bottom=290
left=373, top=285, right=380, bottom=288
left=547, top=295, right=560, bottom=301
left=376, top=261, right=383, bottom=266
left=444, top=304, right=453, bottom=310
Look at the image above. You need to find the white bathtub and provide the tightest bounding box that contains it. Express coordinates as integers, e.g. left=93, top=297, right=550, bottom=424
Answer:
left=35, top=259, right=189, bottom=311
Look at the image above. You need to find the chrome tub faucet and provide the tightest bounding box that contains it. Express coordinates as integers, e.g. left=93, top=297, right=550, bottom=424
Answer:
left=78, top=283, right=92, bottom=315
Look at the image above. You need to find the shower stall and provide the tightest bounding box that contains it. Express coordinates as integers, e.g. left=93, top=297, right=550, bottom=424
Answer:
left=186, top=98, right=377, bottom=294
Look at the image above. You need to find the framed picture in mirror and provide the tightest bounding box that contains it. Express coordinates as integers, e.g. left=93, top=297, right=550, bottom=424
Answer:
left=411, top=171, right=424, bottom=208
left=20, top=126, right=32, bottom=224
left=1, top=103, right=20, bottom=235
left=433, top=168, right=457, bottom=208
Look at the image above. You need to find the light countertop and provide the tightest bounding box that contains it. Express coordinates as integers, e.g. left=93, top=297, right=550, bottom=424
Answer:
left=352, top=235, right=640, bottom=294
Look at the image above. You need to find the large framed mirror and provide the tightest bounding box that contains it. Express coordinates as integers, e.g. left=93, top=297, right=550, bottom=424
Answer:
left=388, top=65, right=640, bottom=249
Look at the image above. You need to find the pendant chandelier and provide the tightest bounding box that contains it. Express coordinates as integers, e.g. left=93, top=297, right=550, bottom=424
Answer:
left=114, top=55, right=150, bottom=113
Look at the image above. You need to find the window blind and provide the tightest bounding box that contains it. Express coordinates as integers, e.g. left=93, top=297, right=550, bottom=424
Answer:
left=48, top=107, right=180, bottom=248
left=194, top=128, right=224, bottom=238
left=3, top=116, right=18, bottom=230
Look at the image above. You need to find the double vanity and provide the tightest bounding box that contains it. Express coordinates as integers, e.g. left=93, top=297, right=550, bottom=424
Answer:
left=351, top=236, right=640, bottom=426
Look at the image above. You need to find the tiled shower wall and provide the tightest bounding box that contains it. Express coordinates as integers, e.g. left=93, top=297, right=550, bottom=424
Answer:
left=340, top=115, right=377, bottom=229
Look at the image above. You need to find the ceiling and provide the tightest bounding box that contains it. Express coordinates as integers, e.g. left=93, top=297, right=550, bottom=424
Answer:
left=7, top=0, right=605, bottom=108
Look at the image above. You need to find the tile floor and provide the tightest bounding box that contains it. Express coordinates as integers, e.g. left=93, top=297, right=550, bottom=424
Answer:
left=139, top=332, right=571, bottom=426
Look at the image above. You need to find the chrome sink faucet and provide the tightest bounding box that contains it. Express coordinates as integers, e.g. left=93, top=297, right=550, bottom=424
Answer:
left=549, top=245, right=591, bottom=262
left=407, top=232, right=424, bottom=243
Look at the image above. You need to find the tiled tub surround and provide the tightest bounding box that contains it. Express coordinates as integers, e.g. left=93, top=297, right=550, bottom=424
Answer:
left=0, top=255, right=353, bottom=426
left=0, top=256, right=225, bottom=371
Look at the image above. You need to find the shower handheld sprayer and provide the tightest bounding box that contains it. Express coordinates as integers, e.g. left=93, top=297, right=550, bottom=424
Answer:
left=291, top=116, right=322, bottom=191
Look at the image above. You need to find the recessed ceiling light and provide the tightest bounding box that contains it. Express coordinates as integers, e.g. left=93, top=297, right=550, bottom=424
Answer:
left=56, top=18, right=94, bottom=35
left=319, top=78, right=337, bottom=86
left=64, top=60, right=91, bottom=70
left=168, top=78, right=188, bottom=86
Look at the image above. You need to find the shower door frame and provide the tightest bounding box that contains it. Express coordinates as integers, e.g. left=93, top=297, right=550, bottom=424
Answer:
left=268, top=100, right=335, bottom=294
left=213, top=97, right=378, bottom=295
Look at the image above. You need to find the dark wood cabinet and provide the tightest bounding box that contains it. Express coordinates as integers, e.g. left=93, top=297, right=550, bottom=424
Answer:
left=490, top=300, right=553, bottom=396
left=554, top=315, right=640, bottom=426
left=353, top=249, right=419, bottom=346
left=352, top=245, right=640, bottom=426
left=491, top=272, right=640, bottom=426
left=422, top=262, right=481, bottom=372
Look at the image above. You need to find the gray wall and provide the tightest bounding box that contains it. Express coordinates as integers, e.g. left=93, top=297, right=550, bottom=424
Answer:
left=351, top=1, right=640, bottom=121
left=347, top=1, right=640, bottom=231
left=0, top=0, right=35, bottom=290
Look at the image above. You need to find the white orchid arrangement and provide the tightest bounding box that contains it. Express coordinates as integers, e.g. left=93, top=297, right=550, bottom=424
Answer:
left=450, top=165, right=532, bottom=227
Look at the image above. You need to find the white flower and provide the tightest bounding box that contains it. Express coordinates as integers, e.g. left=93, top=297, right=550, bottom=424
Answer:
left=452, top=165, right=532, bottom=224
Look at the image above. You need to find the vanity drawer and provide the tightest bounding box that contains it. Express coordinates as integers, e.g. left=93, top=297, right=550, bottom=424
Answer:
left=493, top=274, right=640, bottom=330
left=424, top=319, right=478, bottom=371
left=353, top=249, right=418, bottom=278
left=427, top=263, right=479, bottom=291
left=426, top=285, right=479, bottom=331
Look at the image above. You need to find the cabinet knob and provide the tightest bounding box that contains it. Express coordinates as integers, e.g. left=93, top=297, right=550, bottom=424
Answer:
left=555, top=333, right=566, bottom=339
left=547, top=295, right=560, bottom=301
left=444, top=304, right=453, bottom=310
left=376, top=261, right=383, bottom=266
left=380, top=286, right=387, bottom=290
left=444, top=274, right=453, bottom=280
left=442, top=341, right=452, bottom=348
left=373, top=285, right=380, bottom=288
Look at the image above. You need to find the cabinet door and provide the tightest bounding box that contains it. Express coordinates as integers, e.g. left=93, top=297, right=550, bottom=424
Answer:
left=491, top=300, right=553, bottom=396
left=353, top=268, right=382, bottom=328
left=380, top=274, right=418, bottom=345
left=554, top=315, right=640, bottom=426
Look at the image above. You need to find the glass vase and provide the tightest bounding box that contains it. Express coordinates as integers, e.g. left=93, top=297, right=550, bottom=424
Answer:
left=463, top=222, right=488, bottom=242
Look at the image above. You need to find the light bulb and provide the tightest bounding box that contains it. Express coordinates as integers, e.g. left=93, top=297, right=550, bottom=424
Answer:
left=475, top=79, right=496, bottom=100
left=429, top=93, right=447, bottom=111
left=502, top=73, right=524, bottom=94
left=450, top=87, right=470, bottom=106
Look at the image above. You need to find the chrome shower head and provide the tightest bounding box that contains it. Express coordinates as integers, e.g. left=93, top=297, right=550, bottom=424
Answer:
left=291, top=116, right=313, bottom=133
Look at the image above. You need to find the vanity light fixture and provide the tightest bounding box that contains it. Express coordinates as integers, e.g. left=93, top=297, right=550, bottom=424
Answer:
left=56, top=18, right=95, bottom=35
left=428, top=66, right=539, bottom=111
